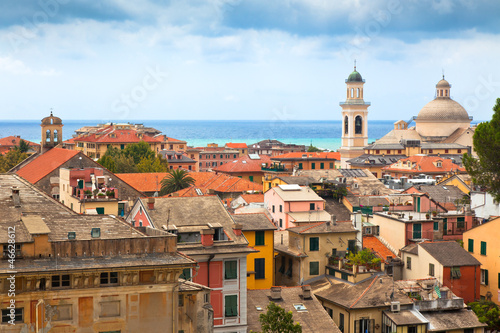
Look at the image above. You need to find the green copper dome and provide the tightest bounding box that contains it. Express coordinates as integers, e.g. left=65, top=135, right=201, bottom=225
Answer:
left=347, top=70, right=363, bottom=82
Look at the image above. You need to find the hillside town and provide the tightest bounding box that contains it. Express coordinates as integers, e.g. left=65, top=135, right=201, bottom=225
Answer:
left=1, top=66, right=499, bottom=333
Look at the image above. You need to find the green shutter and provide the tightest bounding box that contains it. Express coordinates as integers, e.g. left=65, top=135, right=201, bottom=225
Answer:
left=180, top=268, right=191, bottom=280
left=299, top=163, right=303, bottom=169
left=320, top=162, right=324, bottom=169
left=485, top=270, right=489, bottom=286
left=311, top=163, right=315, bottom=169
left=481, top=241, right=487, bottom=255
left=309, top=237, right=319, bottom=251
left=249, top=176, right=254, bottom=182
left=225, top=261, right=237, bottom=279
left=310, top=261, right=319, bottom=275
left=255, top=231, right=265, bottom=246
left=78, top=179, right=84, bottom=189
left=468, top=239, right=474, bottom=252
left=433, top=221, right=439, bottom=231
left=225, top=295, right=238, bottom=317
left=96, top=207, right=105, bottom=215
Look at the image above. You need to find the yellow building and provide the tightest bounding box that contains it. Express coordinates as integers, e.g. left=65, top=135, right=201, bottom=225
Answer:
left=274, top=221, right=358, bottom=286
left=437, top=173, right=472, bottom=194
left=233, top=213, right=276, bottom=289
left=263, top=175, right=321, bottom=192
left=464, top=217, right=500, bottom=305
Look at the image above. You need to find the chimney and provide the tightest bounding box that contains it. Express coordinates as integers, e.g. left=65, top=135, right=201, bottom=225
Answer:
left=270, top=286, right=282, bottom=300
left=233, top=223, right=243, bottom=236
left=11, top=187, right=21, bottom=208
left=201, top=228, right=215, bottom=247
left=302, top=285, right=312, bottom=299
left=147, top=197, right=155, bottom=210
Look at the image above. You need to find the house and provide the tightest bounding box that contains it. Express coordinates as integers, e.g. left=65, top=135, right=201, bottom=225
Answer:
left=159, top=150, right=197, bottom=171
left=126, top=196, right=256, bottom=333
left=382, top=155, right=466, bottom=180
left=0, top=135, right=40, bottom=155
left=225, top=142, right=248, bottom=155
left=248, top=139, right=306, bottom=156
left=0, top=174, right=211, bottom=332
left=312, top=274, right=413, bottom=333
left=232, top=213, right=276, bottom=289
left=198, top=144, right=240, bottom=171
left=400, top=241, right=481, bottom=303
left=403, top=184, right=467, bottom=211
left=464, top=217, right=500, bottom=305
left=265, top=185, right=327, bottom=230
left=269, top=152, right=341, bottom=172
left=247, top=286, right=340, bottom=333
left=470, top=191, right=500, bottom=220
left=230, top=193, right=264, bottom=210
left=214, top=154, right=272, bottom=184
left=13, top=148, right=143, bottom=214
left=275, top=221, right=357, bottom=286
left=262, top=175, right=320, bottom=192
left=437, top=173, right=472, bottom=194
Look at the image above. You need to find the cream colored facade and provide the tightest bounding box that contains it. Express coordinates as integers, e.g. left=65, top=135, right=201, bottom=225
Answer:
left=401, top=246, right=443, bottom=282
left=371, top=213, right=407, bottom=253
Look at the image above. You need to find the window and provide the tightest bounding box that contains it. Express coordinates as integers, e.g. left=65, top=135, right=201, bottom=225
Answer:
left=451, top=267, right=461, bottom=279
left=325, top=307, right=333, bottom=318
left=180, top=268, right=191, bottom=280
left=311, top=163, right=315, bottom=169
left=498, top=273, right=500, bottom=289
left=481, top=241, right=487, bottom=255
left=279, top=219, right=283, bottom=228
left=320, top=162, right=324, bottom=169
left=481, top=269, right=489, bottom=285
left=433, top=221, right=439, bottom=231
left=272, top=205, right=275, bottom=213
left=52, top=274, right=70, bottom=288
left=249, top=176, right=254, bottom=182
left=407, top=257, right=411, bottom=269
left=458, top=149, right=462, bottom=153
left=279, top=205, right=282, bottom=212
left=468, top=239, right=474, bottom=252
left=329, top=162, right=334, bottom=169
left=344, top=116, right=348, bottom=134
left=355, top=116, right=363, bottom=134
left=179, top=294, right=184, bottom=307
left=285, top=258, right=293, bottom=277
left=429, top=263, right=434, bottom=277
left=428, top=149, right=433, bottom=154
left=457, top=217, right=465, bottom=229
left=408, top=326, right=417, bottom=333
left=53, top=304, right=72, bottom=321
left=310, top=261, right=319, bottom=275
left=224, top=260, right=237, bottom=280
left=255, top=231, right=265, bottom=246
left=339, top=313, right=345, bottom=333
left=255, top=258, right=265, bottom=279
left=354, top=318, right=374, bottom=333
left=298, top=163, right=303, bottom=169
left=100, top=272, right=118, bottom=285
left=309, top=237, right=319, bottom=251
left=225, top=295, right=238, bottom=317
left=2, top=308, right=23, bottom=323
left=398, top=150, right=402, bottom=154
left=309, top=203, right=315, bottom=210
left=445, top=149, right=449, bottom=153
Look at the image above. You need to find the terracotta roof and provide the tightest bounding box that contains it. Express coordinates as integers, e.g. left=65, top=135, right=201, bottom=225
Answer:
left=115, top=172, right=168, bottom=193
left=247, top=287, right=341, bottom=333
left=225, top=142, right=248, bottom=149
left=16, top=148, right=79, bottom=184
left=62, top=137, right=77, bottom=144
left=363, top=235, right=396, bottom=262
left=382, top=155, right=465, bottom=174
left=0, top=136, right=40, bottom=147
left=272, top=152, right=341, bottom=160
left=240, top=193, right=264, bottom=204
left=75, top=126, right=161, bottom=143
left=214, top=154, right=272, bottom=173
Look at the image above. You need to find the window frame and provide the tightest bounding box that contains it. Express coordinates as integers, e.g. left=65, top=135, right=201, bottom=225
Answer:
left=255, top=231, right=265, bottom=246
left=309, top=237, right=319, bottom=251
left=224, top=260, right=238, bottom=280
left=429, top=263, right=434, bottom=277
left=51, top=274, right=71, bottom=289
left=100, top=272, right=119, bottom=286
left=224, top=294, right=238, bottom=317
left=468, top=239, right=474, bottom=252
left=480, top=241, right=487, bottom=255
left=309, top=261, right=319, bottom=276
left=255, top=258, right=265, bottom=280
left=1, top=308, right=23, bottom=324
left=406, top=256, right=411, bottom=270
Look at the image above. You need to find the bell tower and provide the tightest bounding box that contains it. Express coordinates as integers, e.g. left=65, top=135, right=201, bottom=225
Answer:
left=339, top=63, right=370, bottom=168
left=41, top=110, right=63, bottom=153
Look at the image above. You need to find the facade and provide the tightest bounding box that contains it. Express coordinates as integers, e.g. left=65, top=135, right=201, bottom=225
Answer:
left=214, top=154, right=272, bottom=184
left=126, top=196, right=256, bottom=333
left=0, top=136, right=40, bottom=155
left=198, top=144, right=240, bottom=171
left=263, top=175, right=320, bottom=192
left=0, top=174, right=211, bottom=332
left=248, top=139, right=306, bottom=156
left=382, top=155, right=466, bottom=180
left=463, top=217, right=500, bottom=305
left=269, top=152, right=341, bottom=172
left=339, top=65, right=370, bottom=168
left=400, top=241, right=481, bottom=304
left=264, top=185, right=327, bottom=230
left=274, top=221, right=357, bottom=286
left=225, top=143, right=248, bottom=155
left=232, top=213, right=276, bottom=289
left=247, top=286, right=340, bottom=333
left=159, top=150, right=197, bottom=171
left=41, top=112, right=63, bottom=153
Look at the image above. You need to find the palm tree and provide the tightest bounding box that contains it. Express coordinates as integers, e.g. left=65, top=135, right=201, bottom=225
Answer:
left=160, top=169, right=195, bottom=195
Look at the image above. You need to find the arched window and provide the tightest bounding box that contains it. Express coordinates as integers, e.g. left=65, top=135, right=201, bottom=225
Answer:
left=357, top=88, right=360, bottom=98
left=46, top=130, right=51, bottom=142
left=54, top=130, right=58, bottom=141
left=355, top=116, right=362, bottom=134
left=350, top=88, right=354, bottom=98
left=344, top=116, right=348, bottom=134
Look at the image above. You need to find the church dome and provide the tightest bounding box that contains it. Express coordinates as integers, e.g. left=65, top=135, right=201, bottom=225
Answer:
left=41, top=112, right=62, bottom=125
left=347, top=70, right=363, bottom=82
left=436, top=79, right=450, bottom=88
left=416, top=98, right=469, bottom=122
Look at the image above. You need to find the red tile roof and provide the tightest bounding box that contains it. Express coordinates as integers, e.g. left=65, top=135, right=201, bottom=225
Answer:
left=214, top=154, right=272, bottom=173
left=226, top=142, right=248, bottom=149
left=116, top=171, right=262, bottom=195
left=16, top=148, right=79, bottom=184
left=240, top=194, right=264, bottom=204
left=363, top=235, right=396, bottom=263
left=382, top=155, right=465, bottom=174
left=272, top=151, right=341, bottom=160
left=0, top=136, right=40, bottom=147
left=74, top=126, right=161, bottom=144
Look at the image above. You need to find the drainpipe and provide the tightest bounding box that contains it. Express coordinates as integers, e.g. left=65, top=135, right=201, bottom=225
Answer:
left=36, top=299, right=44, bottom=333
left=207, top=254, right=215, bottom=287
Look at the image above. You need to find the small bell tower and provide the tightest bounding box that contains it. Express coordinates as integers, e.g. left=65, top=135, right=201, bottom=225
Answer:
left=41, top=110, right=63, bottom=153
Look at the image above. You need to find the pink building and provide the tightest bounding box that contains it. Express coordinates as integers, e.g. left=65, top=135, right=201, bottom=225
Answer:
left=264, top=185, right=329, bottom=230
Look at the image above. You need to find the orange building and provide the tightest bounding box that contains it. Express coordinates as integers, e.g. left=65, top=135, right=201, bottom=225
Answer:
left=225, top=142, right=248, bottom=155
left=270, top=151, right=341, bottom=171
left=214, top=154, right=272, bottom=184
left=0, top=136, right=40, bottom=155
left=382, top=155, right=466, bottom=179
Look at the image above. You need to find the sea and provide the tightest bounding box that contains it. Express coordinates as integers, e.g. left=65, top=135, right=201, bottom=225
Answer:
left=0, top=120, right=397, bottom=151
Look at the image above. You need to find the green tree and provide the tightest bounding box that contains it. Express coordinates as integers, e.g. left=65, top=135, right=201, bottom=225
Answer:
left=307, top=144, right=322, bottom=152
left=464, top=98, right=500, bottom=201
left=255, top=301, right=302, bottom=333
left=15, top=139, right=30, bottom=153
left=160, top=169, right=195, bottom=195
left=137, top=157, right=167, bottom=173
left=123, top=141, right=155, bottom=164
left=114, top=155, right=138, bottom=173
left=347, top=248, right=380, bottom=266
left=97, top=155, right=117, bottom=173
left=0, top=150, right=28, bottom=172
left=468, top=300, right=500, bottom=331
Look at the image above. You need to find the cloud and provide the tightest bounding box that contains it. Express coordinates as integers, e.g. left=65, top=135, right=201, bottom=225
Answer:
left=0, top=57, right=32, bottom=74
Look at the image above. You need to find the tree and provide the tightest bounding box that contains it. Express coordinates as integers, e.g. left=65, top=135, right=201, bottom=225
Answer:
left=468, top=300, right=500, bottom=331
left=114, top=155, right=137, bottom=173
left=464, top=98, right=500, bottom=201
left=256, top=301, right=302, bottom=333
left=307, top=144, right=322, bottom=152
left=160, top=169, right=195, bottom=195
left=15, top=139, right=30, bottom=153
left=0, top=150, right=28, bottom=172
left=137, top=157, right=167, bottom=173
left=123, top=141, right=155, bottom=164
left=97, top=155, right=117, bottom=173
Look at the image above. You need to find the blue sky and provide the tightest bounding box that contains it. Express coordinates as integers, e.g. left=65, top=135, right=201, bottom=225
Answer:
left=0, top=0, right=499, bottom=122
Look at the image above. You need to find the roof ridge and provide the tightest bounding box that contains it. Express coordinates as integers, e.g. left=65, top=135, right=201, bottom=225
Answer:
left=350, top=276, right=379, bottom=308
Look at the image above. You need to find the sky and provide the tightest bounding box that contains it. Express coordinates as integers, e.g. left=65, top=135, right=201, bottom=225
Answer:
left=0, top=0, right=499, bottom=122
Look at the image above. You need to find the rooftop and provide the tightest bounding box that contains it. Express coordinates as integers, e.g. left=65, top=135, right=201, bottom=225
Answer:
left=419, top=241, right=481, bottom=267
left=270, top=185, right=324, bottom=202
left=232, top=213, right=277, bottom=231
left=214, top=154, right=272, bottom=173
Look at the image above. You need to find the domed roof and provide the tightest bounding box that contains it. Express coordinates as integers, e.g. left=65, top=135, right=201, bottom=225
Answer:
left=436, top=79, right=450, bottom=88
left=347, top=70, right=363, bottom=82
left=416, top=98, right=469, bottom=122
left=41, top=112, right=62, bottom=125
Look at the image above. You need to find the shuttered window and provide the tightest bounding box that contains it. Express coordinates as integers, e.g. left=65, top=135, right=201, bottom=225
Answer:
left=255, top=231, right=265, bottom=246
left=255, top=258, right=265, bottom=279
left=309, top=237, right=319, bottom=251
left=224, top=295, right=238, bottom=317
left=468, top=239, right=474, bottom=253
left=310, top=261, right=319, bottom=275
left=224, top=260, right=237, bottom=280
left=481, top=241, right=487, bottom=255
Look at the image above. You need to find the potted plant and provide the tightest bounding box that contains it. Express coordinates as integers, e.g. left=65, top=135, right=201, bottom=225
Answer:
left=408, top=215, right=413, bottom=220
left=426, top=213, right=430, bottom=219
left=97, top=193, right=105, bottom=198
left=432, top=210, right=438, bottom=217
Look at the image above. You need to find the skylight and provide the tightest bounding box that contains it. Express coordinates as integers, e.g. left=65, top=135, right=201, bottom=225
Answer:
left=293, top=303, right=307, bottom=311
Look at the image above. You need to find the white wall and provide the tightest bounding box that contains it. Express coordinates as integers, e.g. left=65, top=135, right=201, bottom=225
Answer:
left=471, top=192, right=500, bottom=219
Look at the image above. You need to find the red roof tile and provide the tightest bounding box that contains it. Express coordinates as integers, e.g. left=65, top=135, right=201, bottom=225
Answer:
left=75, top=126, right=161, bottom=144
left=240, top=194, right=264, bottom=204
left=214, top=154, right=272, bottom=173
left=0, top=136, right=40, bottom=147
left=382, top=155, right=465, bottom=174
left=226, top=142, right=248, bottom=149
left=363, top=235, right=396, bottom=263
left=16, top=148, right=79, bottom=184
